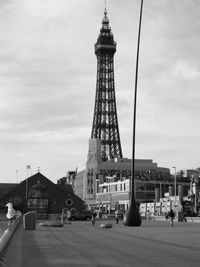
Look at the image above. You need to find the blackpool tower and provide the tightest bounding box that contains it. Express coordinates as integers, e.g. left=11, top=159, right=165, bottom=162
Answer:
left=91, top=9, right=123, bottom=161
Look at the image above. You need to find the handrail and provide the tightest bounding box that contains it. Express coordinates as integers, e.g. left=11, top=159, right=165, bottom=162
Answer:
left=0, top=217, right=22, bottom=262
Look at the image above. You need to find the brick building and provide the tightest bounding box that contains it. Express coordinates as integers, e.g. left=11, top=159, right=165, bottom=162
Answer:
left=0, top=172, right=85, bottom=214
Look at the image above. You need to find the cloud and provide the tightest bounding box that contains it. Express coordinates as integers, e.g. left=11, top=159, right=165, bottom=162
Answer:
left=117, top=0, right=200, bottom=171
left=172, top=61, right=200, bottom=80
left=0, top=0, right=200, bottom=182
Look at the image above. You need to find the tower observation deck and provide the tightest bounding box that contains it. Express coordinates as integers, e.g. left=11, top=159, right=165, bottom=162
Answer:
left=91, top=9, right=123, bottom=161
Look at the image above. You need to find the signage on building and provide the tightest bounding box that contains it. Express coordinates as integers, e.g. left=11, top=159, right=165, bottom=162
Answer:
left=96, top=193, right=112, bottom=203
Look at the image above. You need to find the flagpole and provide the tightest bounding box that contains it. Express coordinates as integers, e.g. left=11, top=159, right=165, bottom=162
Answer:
left=26, top=164, right=31, bottom=199
left=16, top=170, right=18, bottom=183
left=26, top=166, right=28, bottom=199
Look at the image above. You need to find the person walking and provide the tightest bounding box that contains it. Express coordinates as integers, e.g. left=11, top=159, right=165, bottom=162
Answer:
left=91, top=211, right=97, bottom=225
left=146, top=209, right=151, bottom=222
left=169, top=209, right=175, bottom=226
left=66, top=209, right=71, bottom=224
left=61, top=208, right=67, bottom=224
left=115, top=209, right=119, bottom=224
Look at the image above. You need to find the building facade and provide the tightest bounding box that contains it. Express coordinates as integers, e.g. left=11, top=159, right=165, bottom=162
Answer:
left=75, top=139, right=190, bottom=211
left=0, top=172, right=85, bottom=214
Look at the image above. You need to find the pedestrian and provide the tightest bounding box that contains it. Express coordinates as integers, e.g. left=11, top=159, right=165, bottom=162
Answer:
left=183, top=212, right=187, bottom=222
left=146, top=210, right=151, bottom=222
left=66, top=209, right=71, bottom=224
left=115, top=209, right=119, bottom=224
left=169, top=209, right=175, bottom=226
left=61, top=208, right=67, bottom=224
left=91, top=211, right=97, bottom=225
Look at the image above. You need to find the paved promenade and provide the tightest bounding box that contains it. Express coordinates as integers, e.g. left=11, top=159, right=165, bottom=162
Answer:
left=4, top=220, right=200, bottom=267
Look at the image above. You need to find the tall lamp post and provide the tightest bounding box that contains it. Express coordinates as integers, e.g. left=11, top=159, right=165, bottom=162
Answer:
left=172, top=166, right=177, bottom=210
left=191, top=174, right=198, bottom=214
left=123, top=0, right=144, bottom=226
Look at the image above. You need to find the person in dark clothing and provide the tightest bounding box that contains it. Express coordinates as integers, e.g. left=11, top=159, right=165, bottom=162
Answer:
left=91, top=211, right=97, bottom=225
left=169, top=209, right=175, bottom=226
left=115, top=210, right=119, bottom=224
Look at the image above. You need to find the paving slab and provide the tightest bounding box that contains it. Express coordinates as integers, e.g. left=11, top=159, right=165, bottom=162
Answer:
left=4, top=220, right=200, bottom=266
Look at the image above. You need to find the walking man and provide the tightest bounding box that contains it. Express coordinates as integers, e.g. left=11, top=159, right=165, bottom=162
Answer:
left=61, top=208, right=67, bottom=224
left=146, top=209, right=151, bottom=222
left=115, top=209, right=119, bottom=224
left=91, top=211, right=97, bottom=225
left=169, top=209, right=175, bottom=227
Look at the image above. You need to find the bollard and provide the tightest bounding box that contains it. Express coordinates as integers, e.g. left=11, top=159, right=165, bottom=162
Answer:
left=23, top=211, right=36, bottom=230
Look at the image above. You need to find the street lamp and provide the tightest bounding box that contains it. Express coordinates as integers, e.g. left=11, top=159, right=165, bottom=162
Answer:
left=191, top=174, right=199, bottom=214
left=172, top=166, right=177, bottom=210
left=123, top=0, right=144, bottom=226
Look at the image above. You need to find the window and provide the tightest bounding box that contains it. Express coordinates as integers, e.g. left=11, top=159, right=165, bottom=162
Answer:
left=66, top=199, right=73, bottom=207
left=136, top=182, right=145, bottom=191
left=27, top=198, right=48, bottom=212
left=146, top=183, right=155, bottom=191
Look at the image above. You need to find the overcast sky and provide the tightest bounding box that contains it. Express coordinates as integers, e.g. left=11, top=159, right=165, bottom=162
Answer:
left=0, top=0, right=200, bottom=183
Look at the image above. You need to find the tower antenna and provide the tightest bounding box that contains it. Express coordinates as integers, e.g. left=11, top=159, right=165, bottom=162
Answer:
left=104, top=0, right=107, bottom=10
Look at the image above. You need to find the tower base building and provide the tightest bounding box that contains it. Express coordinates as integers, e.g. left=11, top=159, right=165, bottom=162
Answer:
left=75, top=139, right=189, bottom=212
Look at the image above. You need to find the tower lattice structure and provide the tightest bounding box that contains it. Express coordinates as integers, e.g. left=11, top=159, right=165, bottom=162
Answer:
left=91, top=9, right=123, bottom=160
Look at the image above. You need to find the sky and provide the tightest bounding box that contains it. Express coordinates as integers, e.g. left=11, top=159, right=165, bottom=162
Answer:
left=0, top=0, right=200, bottom=183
